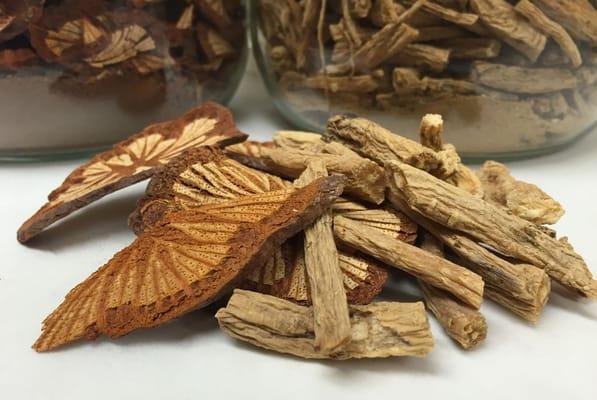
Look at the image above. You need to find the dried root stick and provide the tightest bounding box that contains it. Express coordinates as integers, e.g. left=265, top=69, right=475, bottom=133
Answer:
left=386, top=161, right=597, bottom=298
left=334, top=215, right=484, bottom=309
left=478, top=160, right=564, bottom=225
left=325, top=115, right=458, bottom=179
left=394, top=193, right=550, bottom=321
left=229, top=140, right=386, bottom=204
left=418, top=233, right=488, bottom=349
left=514, top=0, right=582, bottom=68
left=418, top=114, right=483, bottom=197
left=295, top=162, right=351, bottom=353
left=419, top=114, right=444, bottom=151
left=216, top=289, right=434, bottom=360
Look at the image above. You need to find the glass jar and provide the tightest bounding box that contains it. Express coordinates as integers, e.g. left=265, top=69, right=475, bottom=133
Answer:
left=249, top=0, right=597, bottom=159
left=0, top=0, right=247, bottom=160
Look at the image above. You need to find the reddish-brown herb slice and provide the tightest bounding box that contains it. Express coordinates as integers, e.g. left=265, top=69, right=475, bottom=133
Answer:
left=32, top=177, right=344, bottom=352
left=17, top=103, right=247, bottom=243
left=129, top=146, right=387, bottom=304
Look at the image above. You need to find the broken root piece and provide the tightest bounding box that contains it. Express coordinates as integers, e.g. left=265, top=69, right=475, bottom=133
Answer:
left=478, top=160, right=564, bottom=225
left=295, top=162, right=351, bottom=353
left=386, top=161, right=596, bottom=299
left=334, top=215, right=485, bottom=309
left=418, top=233, right=488, bottom=349
left=216, top=289, right=434, bottom=360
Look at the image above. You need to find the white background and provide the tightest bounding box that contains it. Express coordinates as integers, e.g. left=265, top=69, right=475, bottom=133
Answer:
left=1, top=60, right=596, bottom=400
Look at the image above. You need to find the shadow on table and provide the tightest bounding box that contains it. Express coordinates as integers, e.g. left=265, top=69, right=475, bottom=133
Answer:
left=19, top=190, right=142, bottom=252
left=547, top=284, right=597, bottom=321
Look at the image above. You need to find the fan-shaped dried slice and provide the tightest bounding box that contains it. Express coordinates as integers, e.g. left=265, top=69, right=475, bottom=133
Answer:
left=17, top=103, right=247, bottom=243
left=128, top=147, right=387, bottom=304
left=129, top=146, right=290, bottom=235
left=244, top=239, right=389, bottom=305
left=0, top=1, right=44, bottom=42
left=28, top=0, right=109, bottom=64
left=32, top=177, right=345, bottom=352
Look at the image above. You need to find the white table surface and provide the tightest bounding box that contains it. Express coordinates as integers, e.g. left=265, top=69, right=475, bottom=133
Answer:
left=1, top=60, right=597, bottom=400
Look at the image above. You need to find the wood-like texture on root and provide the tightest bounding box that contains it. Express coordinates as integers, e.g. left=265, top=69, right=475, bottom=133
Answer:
left=295, top=162, right=351, bottom=353
left=334, top=215, right=484, bottom=309
left=216, top=289, right=434, bottom=359
left=470, top=0, right=546, bottom=61
left=228, top=139, right=387, bottom=204
left=418, top=233, right=487, bottom=349
left=386, top=161, right=597, bottom=299
left=393, top=198, right=550, bottom=322
left=325, top=115, right=458, bottom=179
left=477, top=160, right=564, bottom=225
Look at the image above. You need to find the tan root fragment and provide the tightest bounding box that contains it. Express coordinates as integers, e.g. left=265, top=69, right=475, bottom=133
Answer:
left=470, top=0, right=547, bottom=62
left=477, top=161, right=564, bottom=225
left=334, top=215, right=484, bottom=308
left=325, top=115, right=458, bottom=179
left=419, top=113, right=444, bottom=151
left=437, top=38, right=502, bottom=59
left=274, top=131, right=326, bottom=152
left=294, top=162, right=351, bottom=353
left=514, top=0, right=582, bottom=68
left=367, top=0, right=427, bottom=27
left=281, top=71, right=379, bottom=94
left=390, top=190, right=550, bottom=321
left=347, top=0, right=373, bottom=18
left=386, top=161, right=597, bottom=298
left=391, top=44, right=451, bottom=72
left=216, top=289, right=434, bottom=359
left=352, top=23, right=419, bottom=71
left=228, top=139, right=386, bottom=204
left=259, top=0, right=308, bottom=69
left=418, top=114, right=483, bottom=198
left=414, top=1, right=479, bottom=27
left=391, top=68, right=479, bottom=97
left=416, top=25, right=468, bottom=42
left=418, top=233, right=488, bottom=349
left=471, top=62, right=578, bottom=94
left=445, top=162, right=484, bottom=198
left=531, top=0, right=597, bottom=45
left=340, top=0, right=364, bottom=47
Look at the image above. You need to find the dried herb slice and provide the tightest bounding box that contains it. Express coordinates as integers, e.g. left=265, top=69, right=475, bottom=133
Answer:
left=243, top=236, right=389, bottom=306
left=17, top=103, right=247, bottom=243
left=32, top=177, right=344, bottom=352
left=129, top=147, right=387, bottom=304
left=0, top=0, right=44, bottom=42
left=129, top=146, right=290, bottom=234
left=28, top=0, right=110, bottom=64
left=216, top=289, right=434, bottom=360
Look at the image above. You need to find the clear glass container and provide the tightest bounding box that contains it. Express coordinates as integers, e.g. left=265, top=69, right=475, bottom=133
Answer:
left=249, top=0, right=597, bottom=159
left=0, top=0, right=247, bottom=160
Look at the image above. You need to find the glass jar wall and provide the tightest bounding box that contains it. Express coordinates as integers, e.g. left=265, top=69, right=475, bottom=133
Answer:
left=249, top=0, right=597, bottom=159
left=0, top=0, right=247, bottom=159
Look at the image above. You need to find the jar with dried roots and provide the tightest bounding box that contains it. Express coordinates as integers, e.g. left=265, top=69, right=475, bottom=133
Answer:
left=0, top=0, right=247, bottom=159
left=250, top=0, right=597, bottom=158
